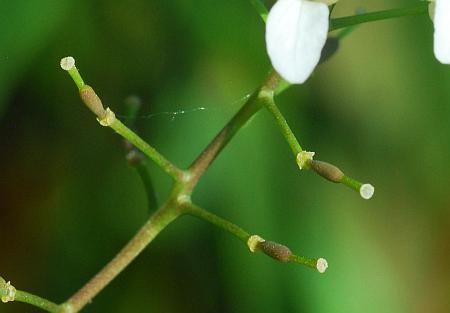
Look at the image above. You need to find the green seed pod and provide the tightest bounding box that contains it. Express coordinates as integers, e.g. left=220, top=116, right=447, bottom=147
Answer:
left=259, top=241, right=292, bottom=262
left=309, top=160, right=344, bottom=183
left=79, top=85, right=107, bottom=119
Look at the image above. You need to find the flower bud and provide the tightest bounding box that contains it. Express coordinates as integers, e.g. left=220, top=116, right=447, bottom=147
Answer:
left=79, top=85, right=107, bottom=119
left=309, top=160, right=344, bottom=183
left=259, top=241, right=292, bottom=262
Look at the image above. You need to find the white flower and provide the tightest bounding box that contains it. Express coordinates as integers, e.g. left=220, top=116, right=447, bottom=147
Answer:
left=265, top=0, right=330, bottom=84
left=431, top=0, right=450, bottom=64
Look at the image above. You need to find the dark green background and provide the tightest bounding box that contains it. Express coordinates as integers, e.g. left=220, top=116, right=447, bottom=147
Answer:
left=1, top=0, right=449, bottom=312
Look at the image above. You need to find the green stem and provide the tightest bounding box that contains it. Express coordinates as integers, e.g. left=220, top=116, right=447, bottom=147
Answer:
left=185, top=204, right=249, bottom=243
left=122, top=96, right=158, bottom=212
left=336, top=25, right=358, bottom=40
left=14, top=290, right=61, bottom=313
left=64, top=201, right=182, bottom=313
left=186, top=205, right=325, bottom=272
left=62, top=62, right=183, bottom=182
left=262, top=93, right=302, bottom=154
left=0, top=281, right=60, bottom=313
left=340, top=175, right=362, bottom=192
left=289, top=254, right=317, bottom=270
left=261, top=91, right=370, bottom=196
left=329, top=2, right=429, bottom=31
left=67, top=66, right=85, bottom=91
left=249, top=0, right=269, bottom=22
left=109, top=118, right=184, bottom=181
left=187, top=71, right=282, bottom=192
left=135, top=162, right=158, bottom=213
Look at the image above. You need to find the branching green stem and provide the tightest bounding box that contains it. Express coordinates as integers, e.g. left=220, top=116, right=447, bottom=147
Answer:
left=9, top=1, right=423, bottom=306
left=64, top=200, right=182, bottom=313
left=187, top=71, right=282, bottom=192
left=329, top=2, right=429, bottom=31
left=62, top=62, right=183, bottom=182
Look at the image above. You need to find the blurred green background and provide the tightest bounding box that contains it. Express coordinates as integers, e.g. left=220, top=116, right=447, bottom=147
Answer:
left=1, top=0, right=449, bottom=312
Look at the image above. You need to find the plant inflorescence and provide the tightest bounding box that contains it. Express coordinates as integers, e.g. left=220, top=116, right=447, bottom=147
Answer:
left=2, top=1, right=445, bottom=312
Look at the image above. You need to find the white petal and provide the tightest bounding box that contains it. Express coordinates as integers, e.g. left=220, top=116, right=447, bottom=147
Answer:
left=266, top=0, right=329, bottom=84
left=434, top=0, right=450, bottom=64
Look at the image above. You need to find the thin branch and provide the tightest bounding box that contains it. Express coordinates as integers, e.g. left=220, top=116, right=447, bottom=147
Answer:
left=0, top=278, right=60, bottom=313
left=185, top=204, right=327, bottom=272
left=187, top=71, right=282, bottom=191
left=262, top=95, right=373, bottom=198
left=329, top=2, right=429, bottom=31
left=60, top=57, right=184, bottom=182
left=261, top=94, right=302, bottom=154
left=63, top=201, right=182, bottom=312
left=109, top=118, right=184, bottom=181
left=185, top=204, right=249, bottom=243
left=14, top=290, right=61, bottom=313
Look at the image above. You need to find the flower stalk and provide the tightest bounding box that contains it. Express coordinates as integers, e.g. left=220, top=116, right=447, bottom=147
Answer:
left=260, top=89, right=374, bottom=198
left=64, top=200, right=182, bottom=313
left=60, top=57, right=183, bottom=181
left=185, top=206, right=326, bottom=272
left=0, top=277, right=60, bottom=313
left=246, top=236, right=328, bottom=273
left=329, top=2, right=429, bottom=31
left=8, top=0, right=433, bottom=305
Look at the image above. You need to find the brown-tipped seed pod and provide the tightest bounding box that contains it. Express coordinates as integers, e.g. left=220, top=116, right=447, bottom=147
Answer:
left=79, top=85, right=107, bottom=119
left=259, top=241, right=292, bottom=262
left=309, top=160, right=344, bottom=183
